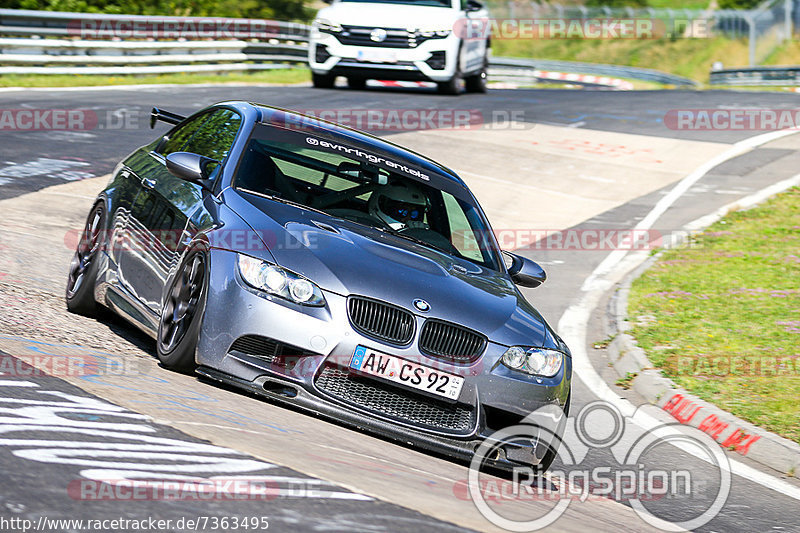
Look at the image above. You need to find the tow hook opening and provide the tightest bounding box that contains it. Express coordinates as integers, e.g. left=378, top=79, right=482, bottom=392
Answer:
left=262, top=380, right=298, bottom=398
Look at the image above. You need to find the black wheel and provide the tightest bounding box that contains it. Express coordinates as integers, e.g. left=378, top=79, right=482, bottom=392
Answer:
left=312, top=72, right=336, bottom=89
left=347, top=76, right=367, bottom=90
left=464, top=60, right=488, bottom=93
left=66, top=204, right=105, bottom=316
left=437, top=73, right=461, bottom=95
left=437, top=52, right=462, bottom=95
left=157, top=251, right=207, bottom=373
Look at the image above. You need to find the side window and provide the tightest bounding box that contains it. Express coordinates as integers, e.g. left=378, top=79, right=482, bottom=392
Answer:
left=159, top=115, right=207, bottom=156
left=443, top=192, right=484, bottom=263
left=183, top=109, right=242, bottom=161
left=159, top=109, right=242, bottom=162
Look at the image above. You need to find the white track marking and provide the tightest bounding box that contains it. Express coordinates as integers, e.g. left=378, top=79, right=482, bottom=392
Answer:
left=558, top=128, right=800, bottom=502
left=582, top=128, right=798, bottom=292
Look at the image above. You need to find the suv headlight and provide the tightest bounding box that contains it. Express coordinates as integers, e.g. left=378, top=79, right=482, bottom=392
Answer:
left=314, top=18, right=343, bottom=34
left=416, top=28, right=451, bottom=38
left=238, top=254, right=325, bottom=306
left=501, top=347, right=564, bottom=377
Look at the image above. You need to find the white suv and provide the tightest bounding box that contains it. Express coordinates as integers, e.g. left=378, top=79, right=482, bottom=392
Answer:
left=308, top=0, right=490, bottom=95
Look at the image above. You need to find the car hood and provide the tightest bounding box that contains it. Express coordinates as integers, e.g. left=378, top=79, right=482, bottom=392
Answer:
left=317, top=3, right=459, bottom=30
left=223, top=190, right=552, bottom=347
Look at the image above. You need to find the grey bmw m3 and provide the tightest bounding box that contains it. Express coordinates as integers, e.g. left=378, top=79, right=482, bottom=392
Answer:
left=66, top=101, right=571, bottom=471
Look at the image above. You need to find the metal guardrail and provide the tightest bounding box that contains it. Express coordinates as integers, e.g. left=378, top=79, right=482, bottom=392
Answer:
left=0, top=8, right=695, bottom=87
left=709, top=66, right=800, bottom=85
left=490, top=57, right=698, bottom=87
left=0, top=8, right=310, bottom=41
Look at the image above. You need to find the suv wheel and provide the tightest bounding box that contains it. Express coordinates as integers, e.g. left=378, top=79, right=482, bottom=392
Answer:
left=347, top=77, right=367, bottom=90
left=312, top=73, right=336, bottom=89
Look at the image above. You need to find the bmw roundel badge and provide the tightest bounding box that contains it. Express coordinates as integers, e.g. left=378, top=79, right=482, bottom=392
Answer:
left=413, top=299, right=430, bottom=312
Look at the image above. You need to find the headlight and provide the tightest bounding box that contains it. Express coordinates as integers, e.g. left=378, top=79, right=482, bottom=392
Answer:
left=314, top=18, right=343, bottom=34
left=237, top=254, right=325, bottom=306
left=416, top=27, right=451, bottom=38
left=501, top=347, right=564, bottom=377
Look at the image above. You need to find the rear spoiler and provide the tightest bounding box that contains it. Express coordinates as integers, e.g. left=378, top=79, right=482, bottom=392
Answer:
left=150, top=107, right=186, bottom=129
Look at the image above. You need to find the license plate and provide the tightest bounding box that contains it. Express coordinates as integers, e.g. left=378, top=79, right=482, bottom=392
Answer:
left=356, top=49, right=397, bottom=63
left=349, top=345, right=464, bottom=400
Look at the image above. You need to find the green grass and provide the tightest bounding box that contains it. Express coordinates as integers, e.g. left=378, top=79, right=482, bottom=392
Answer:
left=616, top=372, right=638, bottom=390
left=0, top=68, right=310, bottom=88
left=492, top=36, right=751, bottom=83
left=646, top=0, right=711, bottom=8
left=628, top=187, right=800, bottom=444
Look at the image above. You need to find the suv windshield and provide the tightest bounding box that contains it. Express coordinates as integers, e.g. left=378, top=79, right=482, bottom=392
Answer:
left=234, top=125, right=500, bottom=271
left=338, top=0, right=451, bottom=7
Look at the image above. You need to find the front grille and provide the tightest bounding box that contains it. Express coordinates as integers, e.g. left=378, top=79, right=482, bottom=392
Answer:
left=420, top=320, right=486, bottom=364
left=347, top=296, right=414, bottom=345
left=229, top=335, right=280, bottom=363
left=337, top=25, right=413, bottom=48
left=316, top=365, right=475, bottom=433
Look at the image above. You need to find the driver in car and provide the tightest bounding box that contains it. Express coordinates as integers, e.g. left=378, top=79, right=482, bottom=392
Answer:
left=369, top=182, right=430, bottom=231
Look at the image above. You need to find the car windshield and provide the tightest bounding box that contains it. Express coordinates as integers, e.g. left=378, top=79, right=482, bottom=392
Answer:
left=234, top=125, right=500, bottom=271
left=338, top=0, right=451, bottom=7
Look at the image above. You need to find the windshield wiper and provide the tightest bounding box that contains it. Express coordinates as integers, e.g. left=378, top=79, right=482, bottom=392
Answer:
left=256, top=192, right=333, bottom=218
left=382, top=227, right=450, bottom=255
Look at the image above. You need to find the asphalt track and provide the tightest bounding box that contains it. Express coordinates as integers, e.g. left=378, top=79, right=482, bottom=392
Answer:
left=0, top=84, right=799, bottom=532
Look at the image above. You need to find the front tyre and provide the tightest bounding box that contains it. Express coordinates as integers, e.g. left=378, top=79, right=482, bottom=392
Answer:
left=347, top=76, right=367, bottom=90
left=66, top=204, right=105, bottom=316
left=312, top=72, right=336, bottom=89
left=437, top=73, right=461, bottom=95
left=157, top=250, right=207, bottom=373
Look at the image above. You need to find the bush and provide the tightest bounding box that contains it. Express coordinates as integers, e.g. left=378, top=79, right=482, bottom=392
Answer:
left=717, top=0, right=762, bottom=8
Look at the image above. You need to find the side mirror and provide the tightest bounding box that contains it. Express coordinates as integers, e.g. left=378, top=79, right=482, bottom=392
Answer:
left=504, top=251, right=546, bottom=288
left=165, top=152, right=218, bottom=189
left=466, top=0, right=483, bottom=12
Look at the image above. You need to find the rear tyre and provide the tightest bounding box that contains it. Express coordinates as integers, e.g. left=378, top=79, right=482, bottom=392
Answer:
left=66, top=204, right=105, bottom=316
left=156, top=250, right=207, bottom=373
left=312, top=72, right=336, bottom=89
left=347, top=77, right=367, bottom=90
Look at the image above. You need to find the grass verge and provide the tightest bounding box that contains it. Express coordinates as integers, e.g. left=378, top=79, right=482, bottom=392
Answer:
left=0, top=68, right=310, bottom=88
left=492, top=37, right=751, bottom=83
left=628, top=187, right=800, bottom=444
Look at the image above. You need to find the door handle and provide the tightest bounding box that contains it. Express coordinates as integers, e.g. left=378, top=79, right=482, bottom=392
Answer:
left=141, top=177, right=156, bottom=189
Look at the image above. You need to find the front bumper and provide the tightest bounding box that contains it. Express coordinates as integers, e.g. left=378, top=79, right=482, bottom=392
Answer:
left=197, top=249, right=572, bottom=467
left=308, top=32, right=457, bottom=83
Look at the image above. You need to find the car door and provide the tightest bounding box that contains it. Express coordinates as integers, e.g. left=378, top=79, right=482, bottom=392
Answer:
left=460, top=0, right=489, bottom=75
left=121, top=108, right=243, bottom=314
